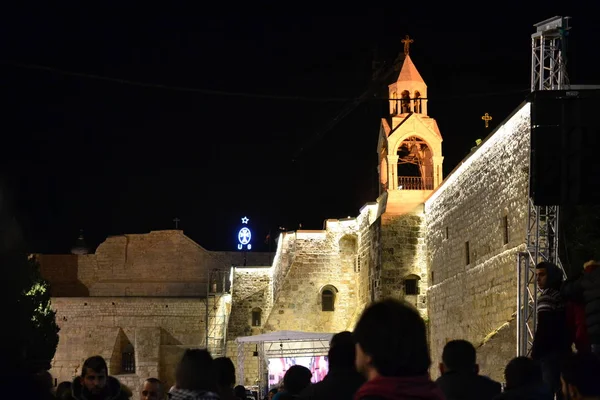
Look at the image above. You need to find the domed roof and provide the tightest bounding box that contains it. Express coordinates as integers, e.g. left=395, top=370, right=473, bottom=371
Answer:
left=71, top=230, right=90, bottom=255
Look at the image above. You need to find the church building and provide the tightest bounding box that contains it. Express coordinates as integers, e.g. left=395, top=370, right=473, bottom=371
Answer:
left=41, top=46, right=533, bottom=390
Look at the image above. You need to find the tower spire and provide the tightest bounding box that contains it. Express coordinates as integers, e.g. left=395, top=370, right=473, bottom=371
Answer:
left=388, top=40, right=427, bottom=117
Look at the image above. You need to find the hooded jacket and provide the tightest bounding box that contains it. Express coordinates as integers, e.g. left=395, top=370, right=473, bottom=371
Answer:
left=71, top=375, right=130, bottom=400
left=354, top=375, right=445, bottom=400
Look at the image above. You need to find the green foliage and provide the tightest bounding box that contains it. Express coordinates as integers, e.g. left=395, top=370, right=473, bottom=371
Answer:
left=20, top=256, right=60, bottom=371
left=0, top=184, right=59, bottom=372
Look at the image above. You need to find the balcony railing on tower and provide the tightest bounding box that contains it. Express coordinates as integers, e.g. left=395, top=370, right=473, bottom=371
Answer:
left=398, top=176, right=433, bottom=190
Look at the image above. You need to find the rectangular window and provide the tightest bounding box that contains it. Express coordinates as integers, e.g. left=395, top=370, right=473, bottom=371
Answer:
left=404, top=279, right=419, bottom=295
left=431, top=271, right=434, bottom=284
left=502, top=215, right=509, bottom=245
left=122, top=352, right=135, bottom=374
left=252, top=310, right=261, bottom=326
left=465, top=241, right=470, bottom=265
left=445, top=227, right=449, bottom=240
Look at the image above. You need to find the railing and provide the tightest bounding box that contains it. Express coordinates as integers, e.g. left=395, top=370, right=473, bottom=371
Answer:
left=397, top=176, right=433, bottom=190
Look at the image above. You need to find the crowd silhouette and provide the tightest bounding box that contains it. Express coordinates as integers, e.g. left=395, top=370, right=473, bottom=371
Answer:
left=10, top=260, right=600, bottom=400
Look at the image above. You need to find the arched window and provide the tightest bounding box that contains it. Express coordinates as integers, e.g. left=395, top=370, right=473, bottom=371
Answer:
left=414, top=91, right=422, bottom=113
left=320, top=285, right=338, bottom=312
left=391, top=91, right=398, bottom=115
left=404, top=275, right=421, bottom=295
left=252, top=308, right=262, bottom=326
left=322, top=290, right=335, bottom=311
left=401, top=90, right=411, bottom=113
left=122, top=342, right=135, bottom=374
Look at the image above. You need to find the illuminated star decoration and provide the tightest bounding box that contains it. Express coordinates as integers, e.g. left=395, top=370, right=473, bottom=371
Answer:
left=241, top=216, right=249, bottom=224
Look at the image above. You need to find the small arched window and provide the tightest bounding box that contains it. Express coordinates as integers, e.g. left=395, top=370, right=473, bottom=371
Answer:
left=391, top=91, right=398, bottom=115
left=321, top=285, right=338, bottom=312
left=401, top=90, right=411, bottom=113
left=252, top=308, right=262, bottom=326
left=404, top=275, right=421, bottom=295
left=414, top=91, right=422, bottom=113
left=322, top=290, right=334, bottom=311
left=122, top=342, right=135, bottom=374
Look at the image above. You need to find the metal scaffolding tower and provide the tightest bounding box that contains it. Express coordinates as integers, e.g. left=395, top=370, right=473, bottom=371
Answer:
left=206, top=268, right=231, bottom=358
left=531, top=16, right=570, bottom=91
left=517, top=16, right=570, bottom=357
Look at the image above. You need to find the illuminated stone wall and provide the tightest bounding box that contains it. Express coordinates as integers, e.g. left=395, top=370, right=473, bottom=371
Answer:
left=227, top=267, right=273, bottom=338
left=49, top=296, right=222, bottom=390
left=259, top=201, right=383, bottom=334
left=425, top=103, right=530, bottom=381
left=379, top=210, right=428, bottom=315
left=224, top=199, right=385, bottom=387
left=40, top=230, right=272, bottom=297
left=40, top=230, right=270, bottom=390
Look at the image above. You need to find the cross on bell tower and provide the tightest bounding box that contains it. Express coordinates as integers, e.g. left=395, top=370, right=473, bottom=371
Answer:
left=388, top=36, right=427, bottom=116
left=401, top=35, right=414, bottom=55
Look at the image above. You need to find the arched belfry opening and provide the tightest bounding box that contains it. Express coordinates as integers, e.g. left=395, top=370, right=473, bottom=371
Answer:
left=396, top=136, right=433, bottom=190
left=414, top=91, right=422, bottom=113
left=400, top=90, right=411, bottom=113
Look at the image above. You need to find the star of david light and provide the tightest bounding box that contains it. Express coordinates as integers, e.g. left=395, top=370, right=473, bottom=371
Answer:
left=241, top=216, right=249, bottom=224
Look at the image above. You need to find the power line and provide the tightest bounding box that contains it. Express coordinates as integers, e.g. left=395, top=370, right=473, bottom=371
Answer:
left=0, top=61, right=350, bottom=102
left=2, top=59, right=529, bottom=165
left=1, top=60, right=528, bottom=102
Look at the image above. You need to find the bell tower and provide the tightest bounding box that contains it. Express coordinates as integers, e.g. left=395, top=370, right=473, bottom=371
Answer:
left=372, top=39, right=444, bottom=312
left=377, top=41, right=443, bottom=214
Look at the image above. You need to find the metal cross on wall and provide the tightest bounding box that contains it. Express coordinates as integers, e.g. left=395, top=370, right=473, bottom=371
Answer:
left=481, top=112, right=492, bottom=128
left=401, top=35, right=414, bottom=55
left=173, top=217, right=180, bottom=229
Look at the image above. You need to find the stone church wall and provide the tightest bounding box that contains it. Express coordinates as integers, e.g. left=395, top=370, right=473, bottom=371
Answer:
left=261, top=202, right=381, bottom=333
left=224, top=200, right=383, bottom=387
left=356, top=202, right=382, bottom=315
left=227, top=199, right=383, bottom=342
left=379, top=211, right=428, bottom=315
left=425, top=103, right=530, bottom=380
left=261, top=227, right=358, bottom=333
left=40, top=230, right=272, bottom=297
left=228, top=267, right=273, bottom=338
left=49, top=296, right=213, bottom=390
left=39, top=254, right=90, bottom=296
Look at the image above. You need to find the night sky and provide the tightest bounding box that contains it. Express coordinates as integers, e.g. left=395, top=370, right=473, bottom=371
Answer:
left=2, top=5, right=599, bottom=253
